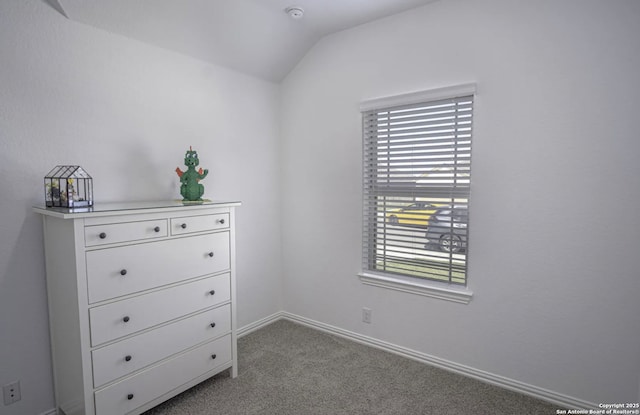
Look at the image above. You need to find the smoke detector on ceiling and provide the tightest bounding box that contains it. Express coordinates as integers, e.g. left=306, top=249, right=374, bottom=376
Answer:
left=285, top=6, right=304, bottom=19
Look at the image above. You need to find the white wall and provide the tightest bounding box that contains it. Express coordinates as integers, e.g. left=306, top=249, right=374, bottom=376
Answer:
left=2, top=0, right=639, bottom=413
left=280, top=0, right=640, bottom=406
left=0, top=1, right=282, bottom=414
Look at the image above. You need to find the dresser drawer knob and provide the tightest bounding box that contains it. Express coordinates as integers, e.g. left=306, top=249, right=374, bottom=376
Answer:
left=154, top=226, right=161, bottom=232
left=208, top=252, right=214, bottom=257
left=125, top=355, right=132, bottom=362
left=99, top=232, right=107, bottom=239
left=120, top=269, right=127, bottom=276
left=127, top=394, right=134, bottom=400
left=211, top=354, right=217, bottom=360
left=123, top=316, right=130, bottom=323
left=181, top=223, right=187, bottom=229
left=217, top=219, right=225, bottom=225
left=209, top=290, right=215, bottom=296
left=210, top=322, right=216, bottom=328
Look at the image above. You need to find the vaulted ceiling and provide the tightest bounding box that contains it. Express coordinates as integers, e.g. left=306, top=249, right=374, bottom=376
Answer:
left=48, top=0, right=437, bottom=82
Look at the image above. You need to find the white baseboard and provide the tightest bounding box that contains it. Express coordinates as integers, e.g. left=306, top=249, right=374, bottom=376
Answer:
left=237, top=311, right=284, bottom=338
left=39, top=409, right=58, bottom=415
left=243, top=311, right=598, bottom=411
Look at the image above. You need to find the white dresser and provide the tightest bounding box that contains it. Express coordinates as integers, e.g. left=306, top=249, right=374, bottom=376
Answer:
left=34, top=201, right=240, bottom=415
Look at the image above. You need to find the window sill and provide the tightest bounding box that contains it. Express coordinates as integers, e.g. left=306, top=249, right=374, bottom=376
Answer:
left=358, top=272, right=473, bottom=304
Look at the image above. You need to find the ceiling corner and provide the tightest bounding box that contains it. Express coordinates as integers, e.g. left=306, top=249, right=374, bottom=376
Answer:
left=44, top=0, right=69, bottom=18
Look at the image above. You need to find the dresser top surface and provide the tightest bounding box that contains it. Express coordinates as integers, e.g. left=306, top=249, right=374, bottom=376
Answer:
left=33, top=200, right=241, bottom=219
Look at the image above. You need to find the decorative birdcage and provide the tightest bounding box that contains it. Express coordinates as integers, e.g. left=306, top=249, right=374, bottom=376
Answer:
left=44, top=165, right=93, bottom=208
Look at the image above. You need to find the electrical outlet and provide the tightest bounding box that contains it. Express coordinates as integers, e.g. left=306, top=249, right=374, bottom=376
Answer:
left=362, top=307, right=372, bottom=324
left=3, top=381, right=21, bottom=405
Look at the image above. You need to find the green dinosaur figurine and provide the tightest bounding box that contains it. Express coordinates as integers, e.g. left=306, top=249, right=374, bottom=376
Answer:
left=175, top=146, right=209, bottom=201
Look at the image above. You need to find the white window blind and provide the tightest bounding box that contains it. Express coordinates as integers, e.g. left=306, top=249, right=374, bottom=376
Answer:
left=362, top=89, right=474, bottom=285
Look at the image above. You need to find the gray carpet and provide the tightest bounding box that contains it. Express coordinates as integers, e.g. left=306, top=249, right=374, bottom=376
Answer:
left=143, top=320, right=559, bottom=414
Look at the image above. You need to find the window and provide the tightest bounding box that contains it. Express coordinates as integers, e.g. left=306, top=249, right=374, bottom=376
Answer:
left=361, top=85, right=475, bottom=288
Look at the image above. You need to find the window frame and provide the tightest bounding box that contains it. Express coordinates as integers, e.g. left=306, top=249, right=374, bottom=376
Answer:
left=358, top=84, right=476, bottom=304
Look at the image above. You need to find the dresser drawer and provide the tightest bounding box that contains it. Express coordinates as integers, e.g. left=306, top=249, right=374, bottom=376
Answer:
left=85, top=220, right=168, bottom=247
left=170, top=213, right=229, bottom=236
left=86, top=232, right=230, bottom=303
left=89, top=273, right=230, bottom=346
left=92, top=304, right=230, bottom=388
left=94, top=335, right=231, bottom=415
